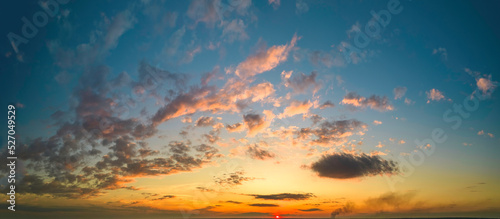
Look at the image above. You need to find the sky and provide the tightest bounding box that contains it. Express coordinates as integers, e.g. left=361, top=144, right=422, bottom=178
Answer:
left=1, top=0, right=500, bottom=218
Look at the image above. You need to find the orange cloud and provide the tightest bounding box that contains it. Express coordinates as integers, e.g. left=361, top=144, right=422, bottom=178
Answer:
left=279, top=100, right=313, bottom=118
left=235, top=34, right=299, bottom=78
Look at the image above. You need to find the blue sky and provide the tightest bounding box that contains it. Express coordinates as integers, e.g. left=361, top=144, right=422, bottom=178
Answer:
left=1, top=0, right=500, bottom=218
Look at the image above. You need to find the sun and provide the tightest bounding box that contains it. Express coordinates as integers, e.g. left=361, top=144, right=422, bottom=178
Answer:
left=275, top=216, right=280, bottom=219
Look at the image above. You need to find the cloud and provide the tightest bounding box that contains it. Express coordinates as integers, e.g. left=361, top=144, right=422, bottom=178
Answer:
left=248, top=203, right=279, bottom=207
left=296, top=0, right=309, bottom=14
left=187, top=0, right=221, bottom=28
left=47, top=9, right=136, bottom=68
left=341, top=92, right=394, bottom=112
left=393, top=87, right=407, bottom=100
left=245, top=144, right=275, bottom=160
left=465, top=68, right=498, bottom=98
left=163, top=26, right=186, bottom=57
left=222, top=19, right=249, bottom=43
left=196, top=186, right=216, bottom=192
left=296, top=119, right=367, bottom=146
left=299, top=208, right=322, bottom=212
left=151, top=79, right=276, bottom=127
left=243, top=111, right=275, bottom=136
left=310, top=153, right=399, bottom=179
left=195, top=116, right=216, bottom=127
left=307, top=50, right=346, bottom=67
left=364, top=191, right=417, bottom=210
left=180, top=45, right=202, bottom=64
left=320, top=101, right=335, bottom=109
left=226, top=122, right=245, bottom=133
left=330, top=202, right=355, bottom=218
left=373, top=120, right=382, bottom=125
left=268, top=0, right=280, bottom=9
left=432, top=47, right=448, bottom=60
left=310, top=114, right=323, bottom=126
left=426, top=88, right=446, bottom=103
left=476, top=75, right=497, bottom=96
left=280, top=100, right=313, bottom=118
left=181, top=117, right=192, bottom=123
left=249, top=193, right=314, bottom=200
left=235, top=34, right=299, bottom=78
left=282, top=71, right=322, bottom=94
left=201, top=66, right=220, bottom=86
left=375, top=142, right=385, bottom=148
left=152, top=195, right=175, bottom=201
left=478, top=130, right=494, bottom=138
left=404, top=98, right=414, bottom=105
left=214, top=170, right=255, bottom=186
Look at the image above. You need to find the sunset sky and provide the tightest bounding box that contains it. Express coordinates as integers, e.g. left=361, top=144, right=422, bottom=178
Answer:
left=1, top=0, right=500, bottom=218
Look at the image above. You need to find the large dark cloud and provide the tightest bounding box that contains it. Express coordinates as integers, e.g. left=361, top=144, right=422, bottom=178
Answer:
left=311, top=153, right=399, bottom=179
left=249, top=193, right=314, bottom=200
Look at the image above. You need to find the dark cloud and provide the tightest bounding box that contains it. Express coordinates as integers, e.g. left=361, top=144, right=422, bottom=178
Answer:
left=225, top=200, right=243, bottom=204
left=136, top=61, right=188, bottom=93
left=320, top=100, right=335, bottom=109
left=249, top=193, right=314, bottom=200
left=296, top=119, right=366, bottom=146
left=248, top=203, right=279, bottom=207
left=331, top=202, right=354, bottom=218
left=226, top=122, right=244, bottom=132
left=299, top=208, right=322, bottom=212
left=243, top=114, right=265, bottom=132
left=152, top=195, right=176, bottom=201
left=14, top=175, right=100, bottom=199
left=214, top=171, right=255, bottom=187
left=196, top=186, right=216, bottom=192
left=283, top=71, right=322, bottom=94
left=311, top=153, right=399, bottom=179
left=195, top=116, right=215, bottom=127
left=246, top=144, right=275, bottom=160
left=309, top=114, right=323, bottom=126
left=341, top=92, right=394, bottom=112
